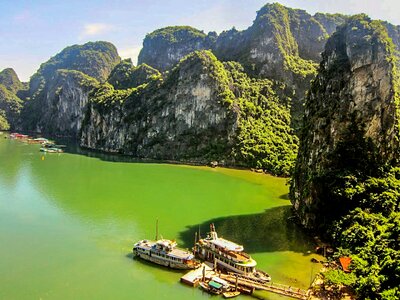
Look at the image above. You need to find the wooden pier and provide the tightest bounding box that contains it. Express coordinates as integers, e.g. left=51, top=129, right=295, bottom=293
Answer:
left=220, top=273, right=308, bottom=300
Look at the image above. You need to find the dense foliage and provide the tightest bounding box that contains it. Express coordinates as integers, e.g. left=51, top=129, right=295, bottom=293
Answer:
left=224, top=61, right=298, bottom=175
left=89, top=50, right=298, bottom=175
left=0, top=84, right=23, bottom=129
left=329, top=168, right=400, bottom=299
left=31, top=41, right=120, bottom=82
left=107, top=59, right=161, bottom=90
left=290, top=16, right=400, bottom=299
left=0, top=68, right=23, bottom=94
left=145, top=26, right=207, bottom=43
left=0, top=109, right=10, bottom=130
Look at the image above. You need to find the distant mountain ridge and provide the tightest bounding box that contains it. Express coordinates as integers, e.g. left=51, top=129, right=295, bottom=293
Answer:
left=0, top=2, right=398, bottom=177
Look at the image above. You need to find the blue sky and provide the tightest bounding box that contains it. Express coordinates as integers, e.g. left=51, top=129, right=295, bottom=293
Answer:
left=1, top=0, right=399, bottom=81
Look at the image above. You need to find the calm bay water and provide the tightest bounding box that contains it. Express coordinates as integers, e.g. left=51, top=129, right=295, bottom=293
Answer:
left=0, top=136, right=321, bottom=299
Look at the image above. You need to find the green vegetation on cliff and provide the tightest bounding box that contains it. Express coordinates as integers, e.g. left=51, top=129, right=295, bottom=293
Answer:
left=145, top=26, right=207, bottom=43
left=255, top=3, right=318, bottom=78
left=330, top=168, right=400, bottom=299
left=108, top=59, right=161, bottom=90
left=0, top=68, right=24, bottom=94
left=87, top=50, right=297, bottom=175
left=0, top=110, right=10, bottom=130
left=225, top=61, right=298, bottom=175
left=32, top=41, right=120, bottom=82
left=0, top=84, right=23, bottom=129
left=138, top=26, right=212, bottom=71
left=291, top=15, right=400, bottom=299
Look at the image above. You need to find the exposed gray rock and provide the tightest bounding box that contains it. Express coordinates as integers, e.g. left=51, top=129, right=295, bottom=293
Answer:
left=290, top=16, right=400, bottom=229
left=138, top=26, right=214, bottom=71
left=81, top=51, right=238, bottom=161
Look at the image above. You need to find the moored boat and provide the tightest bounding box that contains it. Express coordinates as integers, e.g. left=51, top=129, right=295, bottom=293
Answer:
left=133, top=239, right=200, bottom=270
left=194, top=224, right=271, bottom=282
left=223, top=291, right=241, bottom=298
left=199, top=280, right=224, bottom=295
left=40, top=147, right=64, bottom=153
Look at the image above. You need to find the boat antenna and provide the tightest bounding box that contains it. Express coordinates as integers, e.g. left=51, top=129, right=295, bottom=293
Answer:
left=155, top=219, right=159, bottom=240
left=198, top=225, right=201, bottom=239
left=210, top=223, right=215, bottom=232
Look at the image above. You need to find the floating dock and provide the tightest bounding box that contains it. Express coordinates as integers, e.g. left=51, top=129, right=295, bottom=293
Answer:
left=180, top=263, right=215, bottom=287
left=219, top=273, right=308, bottom=300
left=181, top=264, right=309, bottom=299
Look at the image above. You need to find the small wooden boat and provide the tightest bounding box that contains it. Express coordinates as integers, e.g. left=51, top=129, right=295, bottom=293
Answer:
left=223, top=291, right=240, bottom=298
left=199, top=281, right=224, bottom=295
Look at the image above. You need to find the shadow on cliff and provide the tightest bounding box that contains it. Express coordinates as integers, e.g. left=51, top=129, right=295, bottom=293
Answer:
left=179, top=205, right=315, bottom=255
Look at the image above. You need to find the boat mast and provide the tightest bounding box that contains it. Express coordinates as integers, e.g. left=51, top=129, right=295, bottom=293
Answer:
left=210, top=223, right=218, bottom=240
left=155, top=219, right=159, bottom=240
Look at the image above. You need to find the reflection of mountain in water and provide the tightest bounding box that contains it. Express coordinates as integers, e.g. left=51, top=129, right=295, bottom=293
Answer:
left=0, top=137, right=28, bottom=186
left=180, top=206, right=315, bottom=254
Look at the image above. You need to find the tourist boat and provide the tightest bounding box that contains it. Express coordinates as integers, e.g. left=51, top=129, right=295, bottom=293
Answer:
left=133, top=239, right=200, bottom=270
left=194, top=224, right=271, bottom=282
left=40, top=147, right=63, bottom=153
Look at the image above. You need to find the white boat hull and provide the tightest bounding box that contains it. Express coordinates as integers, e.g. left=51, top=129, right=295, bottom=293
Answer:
left=134, top=251, right=196, bottom=270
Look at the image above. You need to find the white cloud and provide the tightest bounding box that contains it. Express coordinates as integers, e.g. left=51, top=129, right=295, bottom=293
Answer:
left=79, top=23, right=115, bottom=39
left=118, top=45, right=142, bottom=65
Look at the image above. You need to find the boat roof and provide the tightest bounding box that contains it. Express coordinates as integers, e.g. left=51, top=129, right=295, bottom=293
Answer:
left=211, top=277, right=228, bottom=286
left=134, top=239, right=194, bottom=260
left=169, top=248, right=194, bottom=260
left=209, top=281, right=223, bottom=289
left=156, top=239, right=177, bottom=247
left=210, top=237, right=244, bottom=252
left=236, top=257, right=257, bottom=267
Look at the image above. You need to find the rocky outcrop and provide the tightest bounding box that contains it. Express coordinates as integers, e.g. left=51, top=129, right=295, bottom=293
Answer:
left=81, top=51, right=298, bottom=174
left=20, top=41, right=119, bottom=136
left=290, top=16, right=400, bottom=229
left=0, top=68, right=24, bottom=94
left=138, top=26, right=215, bottom=71
left=139, top=4, right=347, bottom=90
left=137, top=4, right=346, bottom=133
left=107, top=59, right=161, bottom=89
left=82, top=50, right=238, bottom=160
left=22, top=70, right=98, bottom=135
left=0, top=68, right=26, bottom=129
left=31, top=41, right=120, bottom=83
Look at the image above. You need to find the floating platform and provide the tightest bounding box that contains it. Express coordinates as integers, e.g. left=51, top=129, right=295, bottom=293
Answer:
left=180, top=263, right=215, bottom=287
left=220, top=274, right=308, bottom=300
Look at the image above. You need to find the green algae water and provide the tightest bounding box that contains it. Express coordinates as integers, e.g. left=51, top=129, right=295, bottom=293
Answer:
left=0, top=136, right=322, bottom=299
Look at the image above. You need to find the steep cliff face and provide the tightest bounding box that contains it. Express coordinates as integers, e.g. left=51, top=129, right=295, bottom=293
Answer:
left=137, top=4, right=346, bottom=133
left=139, top=4, right=346, bottom=88
left=81, top=51, right=298, bottom=174
left=22, top=70, right=98, bottom=135
left=290, top=16, right=400, bottom=229
left=21, top=41, right=119, bottom=135
left=138, top=26, right=215, bottom=71
left=0, top=68, right=26, bottom=129
left=82, top=50, right=238, bottom=160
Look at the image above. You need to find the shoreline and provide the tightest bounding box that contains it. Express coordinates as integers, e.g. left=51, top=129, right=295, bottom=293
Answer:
left=3, top=130, right=288, bottom=178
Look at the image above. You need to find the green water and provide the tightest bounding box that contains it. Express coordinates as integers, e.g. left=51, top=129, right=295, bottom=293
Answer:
left=0, top=136, right=321, bottom=299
